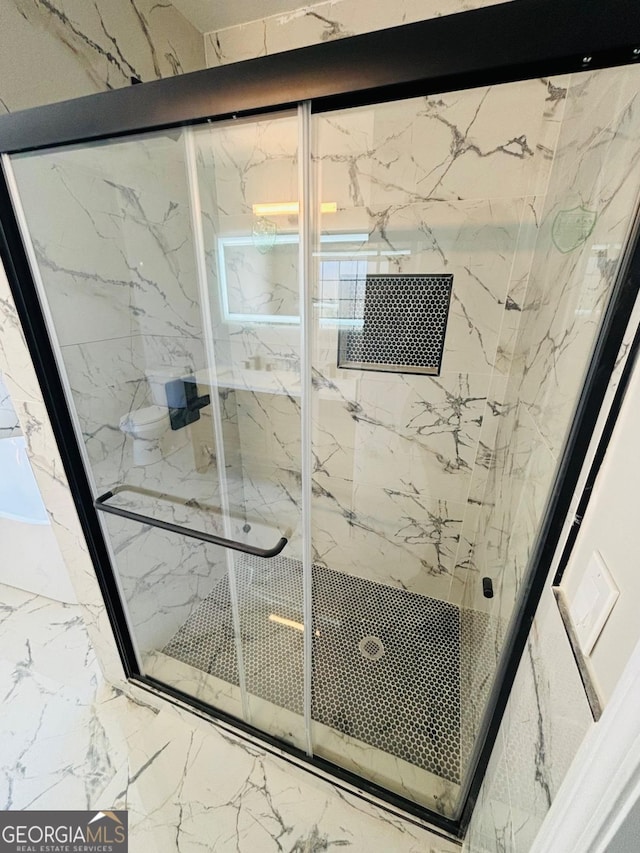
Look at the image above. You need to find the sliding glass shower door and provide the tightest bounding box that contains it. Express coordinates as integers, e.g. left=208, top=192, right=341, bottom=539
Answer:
left=6, top=112, right=309, bottom=752
left=5, top=58, right=640, bottom=821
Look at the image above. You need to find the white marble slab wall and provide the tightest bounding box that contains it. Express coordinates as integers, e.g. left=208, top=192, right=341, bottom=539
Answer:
left=463, top=64, right=640, bottom=851
left=10, top=137, right=205, bottom=477
left=464, top=585, right=594, bottom=853
left=0, top=262, right=126, bottom=684
left=193, top=117, right=305, bottom=558
left=0, top=372, right=21, bottom=438
left=179, top=73, right=569, bottom=608
left=309, top=78, right=564, bottom=602
left=0, top=0, right=205, bottom=687
left=0, top=0, right=204, bottom=114
left=463, top=64, right=640, bottom=621
left=9, top=131, right=251, bottom=661
left=204, top=0, right=510, bottom=67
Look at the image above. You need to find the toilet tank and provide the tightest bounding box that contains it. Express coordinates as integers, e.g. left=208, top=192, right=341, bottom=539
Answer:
left=146, top=364, right=193, bottom=406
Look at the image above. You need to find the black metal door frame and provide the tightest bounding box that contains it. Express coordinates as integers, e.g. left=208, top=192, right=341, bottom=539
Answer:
left=1, top=0, right=640, bottom=836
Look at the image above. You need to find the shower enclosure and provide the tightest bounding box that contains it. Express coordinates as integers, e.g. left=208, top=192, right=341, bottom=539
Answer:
left=1, top=0, right=640, bottom=835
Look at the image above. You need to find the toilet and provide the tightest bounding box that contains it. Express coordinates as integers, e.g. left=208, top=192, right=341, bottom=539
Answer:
left=119, top=366, right=190, bottom=465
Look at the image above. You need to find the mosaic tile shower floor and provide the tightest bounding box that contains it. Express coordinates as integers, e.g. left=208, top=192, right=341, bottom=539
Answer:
left=163, top=556, right=469, bottom=784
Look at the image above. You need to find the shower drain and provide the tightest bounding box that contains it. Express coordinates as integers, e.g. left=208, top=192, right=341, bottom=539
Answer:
left=358, top=635, right=385, bottom=661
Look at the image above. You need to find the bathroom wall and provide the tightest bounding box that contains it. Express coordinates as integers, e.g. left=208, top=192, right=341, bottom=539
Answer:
left=461, top=63, right=640, bottom=714
left=200, top=0, right=572, bottom=608
left=193, top=117, right=304, bottom=558
left=464, top=63, right=640, bottom=853
left=175, top=77, right=568, bottom=608
left=203, top=0, right=510, bottom=66
left=467, top=65, right=640, bottom=615
left=11, top=138, right=205, bottom=483
left=561, top=353, right=640, bottom=704
left=0, top=372, right=76, bottom=602
left=8, top=128, right=265, bottom=655
left=0, top=372, right=20, bottom=437
left=0, top=0, right=206, bottom=684
left=0, top=0, right=204, bottom=113
left=309, top=79, right=565, bottom=603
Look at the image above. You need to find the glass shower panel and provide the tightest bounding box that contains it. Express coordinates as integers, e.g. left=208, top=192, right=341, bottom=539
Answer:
left=8, top=113, right=306, bottom=749
left=190, top=114, right=306, bottom=745
left=310, top=65, right=640, bottom=817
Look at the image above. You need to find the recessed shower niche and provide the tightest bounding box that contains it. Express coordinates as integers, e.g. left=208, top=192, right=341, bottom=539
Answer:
left=337, top=274, right=453, bottom=375
left=2, top=6, right=640, bottom=831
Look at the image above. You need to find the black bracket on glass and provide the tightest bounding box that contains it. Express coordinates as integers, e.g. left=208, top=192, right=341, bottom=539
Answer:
left=165, top=375, right=211, bottom=431
left=94, top=484, right=288, bottom=559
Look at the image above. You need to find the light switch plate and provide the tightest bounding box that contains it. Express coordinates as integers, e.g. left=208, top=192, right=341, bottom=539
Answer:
left=569, top=550, right=619, bottom=656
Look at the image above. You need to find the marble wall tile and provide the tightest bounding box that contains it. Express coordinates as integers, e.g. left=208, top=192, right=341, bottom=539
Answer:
left=309, top=83, right=556, bottom=603
left=10, top=156, right=136, bottom=347
left=529, top=78, right=570, bottom=198
left=410, top=81, right=551, bottom=203
left=205, top=0, right=510, bottom=67
left=493, top=195, right=545, bottom=377
left=464, top=65, right=640, bottom=851
left=472, top=587, right=594, bottom=853
left=463, top=403, right=558, bottom=616
left=0, top=373, right=21, bottom=438
left=463, top=728, right=514, bottom=853
left=469, top=64, right=640, bottom=623
left=0, top=266, right=49, bottom=406
left=493, top=411, right=558, bottom=620
left=195, top=117, right=299, bottom=217
left=465, top=372, right=510, bottom=508
left=312, top=480, right=466, bottom=599
left=11, top=398, right=125, bottom=685
left=0, top=0, right=208, bottom=748
left=238, top=464, right=304, bottom=559
left=102, top=513, right=229, bottom=654
left=235, top=388, right=301, bottom=473
left=0, top=0, right=204, bottom=114
left=312, top=371, right=488, bottom=497
left=313, top=91, right=547, bottom=370
left=549, top=66, right=640, bottom=165
left=61, top=339, right=146, bottom=471
left=515, top=81, right=640, bottom=459
left=12, top=141, right=203, bottom=345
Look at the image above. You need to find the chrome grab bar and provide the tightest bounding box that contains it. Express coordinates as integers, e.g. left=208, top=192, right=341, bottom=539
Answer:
left=94, top=484, right=288, bottom=559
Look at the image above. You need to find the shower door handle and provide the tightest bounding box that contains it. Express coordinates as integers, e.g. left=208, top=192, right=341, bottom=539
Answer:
left=94, top=485, right=288, bottom=558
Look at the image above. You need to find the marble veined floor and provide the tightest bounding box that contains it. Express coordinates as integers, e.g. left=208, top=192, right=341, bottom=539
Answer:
left=0, top=581, right=461, bottom=852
